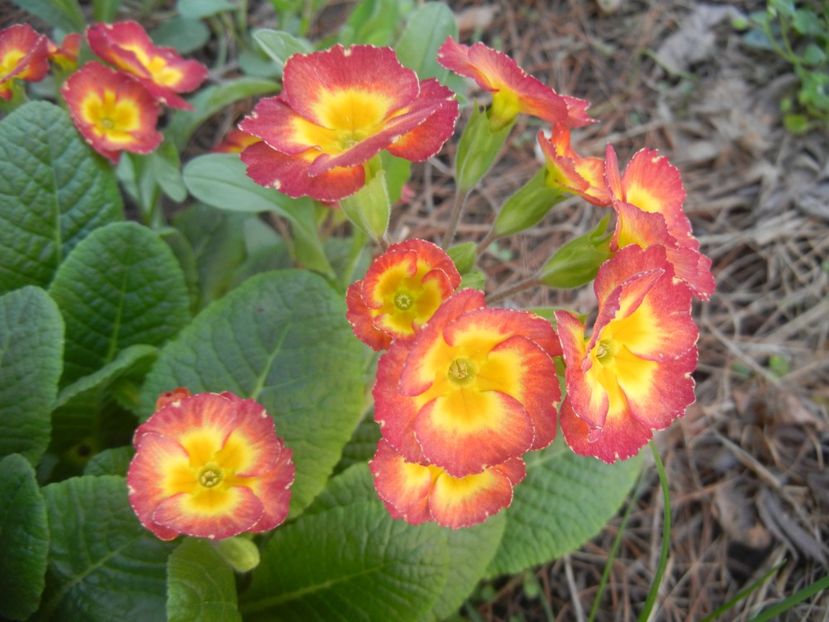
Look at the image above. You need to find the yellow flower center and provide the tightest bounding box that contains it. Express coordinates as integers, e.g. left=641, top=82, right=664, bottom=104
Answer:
left=393, top=291, right=414, bottom=311
left=197, top=464, right=223, bottom=488
left=489, top=88, right=521, bottom=130
left=0, top=49, right=25, bottom=76
left=80, top=89, right=141, bottom=144
left=447, top=358, right=476, bottom=385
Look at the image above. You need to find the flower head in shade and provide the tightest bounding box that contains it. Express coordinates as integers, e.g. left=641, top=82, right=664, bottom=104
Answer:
left=538, top=126, right=610, bottom=206
left=555, top=245, right=698, bottom=463
left=346, top=239, right=461, bottom=351
left=47, top=32, right=82, bottom=70
left=0, top=24, right=49, bottom=100
left=605, top=146, right=715, bottom=300
left=213, top=128, right=260, bottom=153
left=370, top=439, right=525, bottom=528
left=62, top=61, right=162, bottom=163
left=374, top=289, right=562, bottom=477
left=239, top=45, right=459, bottom=202
left=128, top=389, right=294, bottom=541
left=87, top=21, right=207, bottom=110
left=437, top=37, right=593, bottom=130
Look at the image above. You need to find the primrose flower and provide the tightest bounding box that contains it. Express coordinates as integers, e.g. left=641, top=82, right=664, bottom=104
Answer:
left=538, top=126, right=610, bottom=206
left=239, top=45, right=459, bottom=202
left=0, top=24, right=49, bottom=100
left=437, top=37, right=593, bottom=129
left=370, top=439, right=525, bottom=529
left=555, top=245, right=698, bottom=463
left=346, top=239, right=461, bottom=351
left=374, top=289, right=562, bottom=476
left=213, top=128, right=260, bottom=153
left=605, top=146, right=715, bottom=300
left=127, top=389, right=294, bottom=541
left=87, top=21, right=207, bottom=110
left=47, top=33, right=81, bottom=70
left=62, top=61, right=162, bottom=163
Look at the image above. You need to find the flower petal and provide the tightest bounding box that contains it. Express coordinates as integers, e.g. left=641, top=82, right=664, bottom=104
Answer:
left=386, top=78, right=459, bottom=161
left=152, top=486, right=264, bottom=540
left=370, top=439, right=434, bottom=525
left=247, top=446, right=295, bottom=533
left=560, top=397, right=651, bottom=464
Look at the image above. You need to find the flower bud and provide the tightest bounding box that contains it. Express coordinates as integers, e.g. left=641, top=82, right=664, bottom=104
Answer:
left=493, top=169, right=565, bottom=237
left=539, top=216, right=612, bottom=289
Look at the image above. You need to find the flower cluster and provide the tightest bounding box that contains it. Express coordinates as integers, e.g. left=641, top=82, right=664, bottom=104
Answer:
left=347, top=241, right=562, bottom=529
left=60, top=21, right=207, bottom=163
left=0, top=24, right=72, bottom=100
left=128, top=388, right=294, bottom=541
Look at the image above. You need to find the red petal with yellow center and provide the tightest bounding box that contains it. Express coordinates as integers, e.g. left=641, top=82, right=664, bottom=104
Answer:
left=62, top=61, right=162, bottom=163
left=560, top=398, right=651, bottom=464
left=386, top=78, right=459, bottom=161
left=281, top=44, right=419, bottom=128
left=538, top=127, right=610, bottom=206
left=0, top=24, right=49, bottom=99
left=213, top=129, right=260, bottom=153
left=436, top=37, right=592, bottom=128
left=248, top=445, right=295, bottom=532
left=443, top=307, right=562, bottom=359
left=212, top=392, right=287, bottom=476
left=346, top=280, right=393, bottom=351
left=128, top=432, right=192, bottom=541
left=152, top=486, right=264, bottom=540
left=415, top=389, right=533, bottom=476
left=555, top=310, right=608, bottom=429
left=87, top=21, right=207, bottom=109
left=370, top=439, right=434, bottom=525
left=47, top=32, right=81, bottom=69
left=240, top=141, right=365, bottom=201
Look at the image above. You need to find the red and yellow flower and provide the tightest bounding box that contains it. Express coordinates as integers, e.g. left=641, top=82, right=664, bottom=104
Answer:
left=87, top=21, right=207, bottom=110
left=62, top=61, right=162, bottom=163
left=213, top=128, right=260, bottom=154
left=239, top=45, right=459, bottom=202
left=538, top=126, right=610, bottom=206
left=605, top=146, right=715, bottom=300
left=437, top=37, right=593, bottom=129
left=128, top=389, right=294, bottom=541
left=555, top=245, right=698, bottom=463
left=370, top=439, right=525, bottom=529
left=374, top=289, right=562, bottom=476
left=47, top=32, right=81, bottom=70
left=346, top=239, right=461, bottom=351
left=0, top=24, right=49, bottom=100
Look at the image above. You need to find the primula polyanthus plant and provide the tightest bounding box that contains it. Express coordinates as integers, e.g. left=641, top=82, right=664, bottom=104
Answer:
left=0, top=6, right=714, bottom=621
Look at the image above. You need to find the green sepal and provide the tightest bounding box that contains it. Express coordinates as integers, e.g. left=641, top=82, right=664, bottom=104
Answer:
left=213, top=537, right=261, bottom=573
left=339, top=166, right=391, bottom=242
left=447, top=241, right=477, bottom=274
left=538, top=215, right=612, bottom=289
left=455, top=104, right=514, bottom=192
left=493, top=169, right=566, bottom=237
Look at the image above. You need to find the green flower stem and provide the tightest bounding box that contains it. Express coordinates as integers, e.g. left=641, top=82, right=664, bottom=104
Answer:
left=440, top=188, right=470, bottom=249
left=486, top=277, right=541, bottom=305
left=699, top=561, right=784, bottom=622
left=748, top=572, right=829, bottom=622
left=475, top=228, right=499, bottom=256
left=638, top=442, right=671, bottom=622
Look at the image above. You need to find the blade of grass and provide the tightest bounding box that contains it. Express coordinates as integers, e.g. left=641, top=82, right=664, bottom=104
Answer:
left=638, top=442, right=671, bottom=622
left=699, top=562, right=785, bottom=622
left=748, top=573, right=829, bottom=622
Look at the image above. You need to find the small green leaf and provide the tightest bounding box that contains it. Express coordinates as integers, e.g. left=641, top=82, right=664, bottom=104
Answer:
left=460, top=269, right=486, bottom=290
left=494, top=170, right=566, bottom=237
left=253, top=28, right=313, bottom=73
left=455, top=105, right=514, bottom=192
left=166, top=79, right=279, bottom=149
left=381, top=152, right=412, bottom=204
left=10, top=0, right=85, bottom=33
left=149, top=140, right=188, bottom=202
left=447, top=242, right=477, bottom=274
left=214, top=537, right=261, bottom=573
left=167, top=539, right=241, bottom=622
left=0, top=286, right=63, bottom=464
left=49, top=222, right=190, bottom=385
left=801, top=43, right=826, bottom=66
left=783, top=113, right=810, bottom=134
left=341, top=0, right=403, bottom=46
left=151, top=17, right=210, bottom=54
left=238, top=46, right=283, bottom=78
left=0, top=102, right=122, bottom=293
left=40, top=476, right=175, bottom=621
left=177, top=0, right=234, bottom=19
left=334, top=416, right=381, bottom=473
left=139, top=270, right=367, bottom=514
left=340, top=169, right=391, bottom=241
left=84, top=446, right=133, bottom=476
left=0, top=454, right=50, bottom=621
left=395, top=2, right=457, bottom=80
left=487, top=438, right=641, bottom=576
left=92, top=0, right=120, bottom=21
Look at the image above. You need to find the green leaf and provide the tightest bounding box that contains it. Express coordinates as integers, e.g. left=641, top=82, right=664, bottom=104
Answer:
left=92, top=0, right=120, bottom=21
left=381, top=151, right=412, bottom=204
left=167, top=539, right=241, bottom=622
left=0, top=286, right=63, bottom=464
left=447, top=242, right=477, bottom=274
left=240, top=464, right=449, bottom=621
left=183, top=155, right=334, bottom=277
left=139, top=270, right=366, bottom=514
left=49, top=222, right=190, bottom=385
left=494, top=170, right=565, bottom=237
left=40, top=476, right=175, bottom=621
left=253, top=28, right=313, bottom=73
left=0, top=102, right=123, bottom=293
left=0, top=454, right=50, bottom=621
left=173, top=204, right=248, bottom=309
left=334, top=416, right=381, bottom=473
left=10, top=0, right=85, bottom=33
left=150, top=17, right=210, bottom=54
left=339, top=169, right=391, bottom=241
left=341, top=0, right=403, bottom=46
left=159, top=227, right=201, bottom=312
left=177, top=0, right=234, bottom=18
left=83, top=446, right=133, bottom=476
left=395, top=2, right=457, bottom=80
left=166, top=79, right=279, bottom=149
left=149, top=140, right=187, bottom=202
left=487, top=437, right=642, bottom=576
left=238, top=46, right=283, bottom=78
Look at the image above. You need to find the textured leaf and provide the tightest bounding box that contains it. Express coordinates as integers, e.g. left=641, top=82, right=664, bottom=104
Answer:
left=253, top=28, right=313, bottom=73
left=395, top=2, right=457, bottom=80
left=9, top=0, right=85, bottom=33
left=487, top=437, right=642, bottom=576
left=334, top=416, right=381, bottom=473
left=240, top=464, right=449, bottom=622
left=40, top=475, right=175, bottom=621
left=149, top=140, right=187, bottom=202
left=139, top=270, right=366, bottom=514
left=177, top=0, right=234, bottom=18
left=167, top=539, right=241, bottom=622
left=0, top=102, right=123, bottom=293
left=150, top=17, right=210, bottom=54
left=49, top=222, right=190, bottom=385
left=84, top=446, right=134, bottom=477
left=0, top=454, right=50, bottom=621
left=341, top=0, right=402, bottom=46
left=0, top=286, right=63, bottom=464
